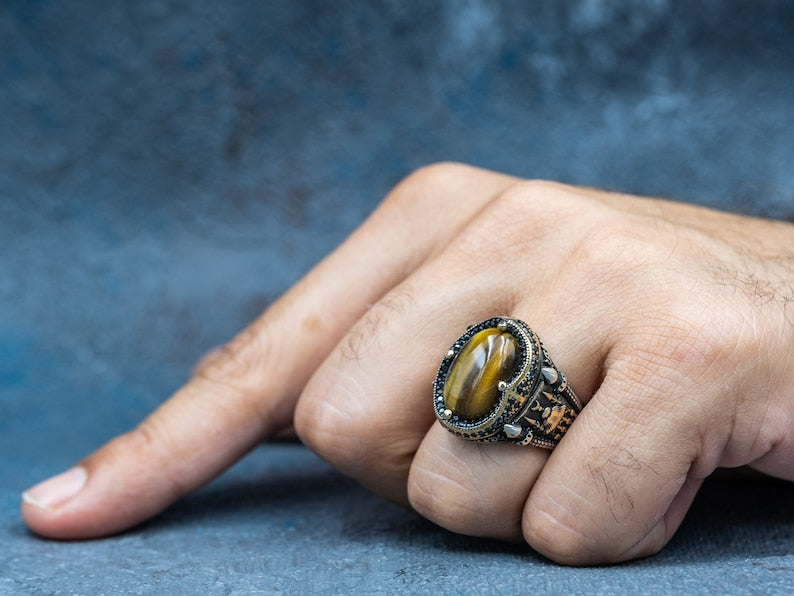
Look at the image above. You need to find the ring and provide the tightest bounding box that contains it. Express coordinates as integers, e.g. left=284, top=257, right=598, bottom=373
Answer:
left=433, top=317, right=582, bottom=449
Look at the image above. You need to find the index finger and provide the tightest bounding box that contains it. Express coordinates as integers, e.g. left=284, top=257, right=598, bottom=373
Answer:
left=21, top=164, right=518, bottom=539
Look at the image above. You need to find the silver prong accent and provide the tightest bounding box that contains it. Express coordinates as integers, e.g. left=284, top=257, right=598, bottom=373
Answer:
left=504, top=423, right=522, bottom=438
left=446, top=349, right=456, bottom=359
left=497, top=320, right=508, bottom=331
left=520, top=429, right=534, bottom=445
left=442, top=409, right=453, bottom=420
left=541, top=366, right=559, bottom=385
left=498, top=380, right=508, bottom=391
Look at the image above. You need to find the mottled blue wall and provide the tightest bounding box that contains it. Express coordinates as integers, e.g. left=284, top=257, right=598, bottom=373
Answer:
left=3, top=2, right=794, bottom=593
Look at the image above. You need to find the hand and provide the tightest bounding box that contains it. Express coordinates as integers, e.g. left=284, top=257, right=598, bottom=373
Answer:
left=22, top=163, right=794, bottom=565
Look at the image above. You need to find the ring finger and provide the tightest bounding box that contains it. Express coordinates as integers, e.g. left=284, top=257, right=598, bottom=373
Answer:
left=407, top=295, right=610, bottom=541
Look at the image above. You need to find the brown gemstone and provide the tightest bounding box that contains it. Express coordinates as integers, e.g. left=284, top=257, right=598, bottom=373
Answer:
left=443, top=328, right=519, bottom=420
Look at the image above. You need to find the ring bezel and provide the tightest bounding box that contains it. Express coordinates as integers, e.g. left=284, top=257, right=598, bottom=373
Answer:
left=432, top=317, right=542, bottom=441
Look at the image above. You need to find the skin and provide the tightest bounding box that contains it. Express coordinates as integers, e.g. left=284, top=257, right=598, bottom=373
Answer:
left=21, top=163, right=794, bottom=565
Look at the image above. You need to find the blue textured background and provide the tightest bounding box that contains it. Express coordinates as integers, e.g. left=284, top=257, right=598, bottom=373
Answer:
left=3, top=1, right=794, bottom=593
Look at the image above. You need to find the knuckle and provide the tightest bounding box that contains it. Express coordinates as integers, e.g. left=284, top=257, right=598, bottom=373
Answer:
left=523, top=496, right=607, bottom=565
left=390, top=161, right=477, bottom=199
left=295, top=364, right=422, bottom=499
left=340, top=288, right=415, bottom=362
left=194, top=319, right=275, bottom=394
left=492, top=178, right=568, bottom=203
left=486, top=179, right=591, bottom=219
left=555, top=217, right=704, bottom=326
left=482, top=179, right=575, bottom=230
left=382, top=162, right=473, bottom=212
left=568, top=219, right=671, bottom=283
left=448, top=179, right=597, bottom=262
left=124, top=422, right=185, bottom=498
left=294, top=370, right=374, bottom=473
left=191, top=318, right=286, bottom=433
left=405, top=470, right=436, bottom=519
left=437, top=180, right=549, bottom=261
left=616, top=290, right=745, bottom=384
left=383, top=161, right=531, bottom=224
left=407, top=457, right=484, bottom=534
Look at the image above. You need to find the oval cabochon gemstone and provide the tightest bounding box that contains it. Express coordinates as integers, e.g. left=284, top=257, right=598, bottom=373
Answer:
left=444, top=328, right=519, bottom=420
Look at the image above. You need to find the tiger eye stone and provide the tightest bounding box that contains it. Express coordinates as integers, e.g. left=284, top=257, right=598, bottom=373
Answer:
left=444, top=328, right=519, bottom=420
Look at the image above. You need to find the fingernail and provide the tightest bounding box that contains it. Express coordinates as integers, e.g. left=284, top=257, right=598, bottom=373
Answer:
left=22, top=467, right=87, bottom=512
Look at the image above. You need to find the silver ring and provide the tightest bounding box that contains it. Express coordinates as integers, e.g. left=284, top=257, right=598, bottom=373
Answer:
left=433, top=317, right=582, bottom=449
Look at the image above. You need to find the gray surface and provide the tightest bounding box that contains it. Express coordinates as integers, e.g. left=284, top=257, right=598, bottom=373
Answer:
left=2, top=1, right=794, bottom=593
